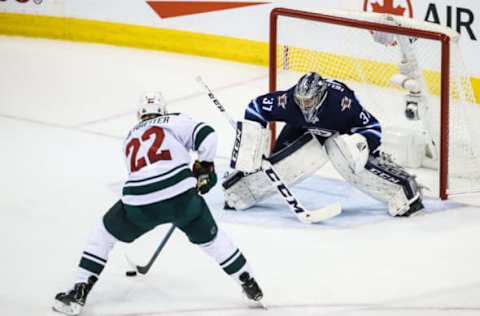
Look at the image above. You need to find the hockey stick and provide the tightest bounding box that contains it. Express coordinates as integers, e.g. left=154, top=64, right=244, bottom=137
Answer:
left=125, top=180, right=210, bottom=275
left=195, top=76, right=341, bottom=223
left=125, top=224, right=175, bottom=275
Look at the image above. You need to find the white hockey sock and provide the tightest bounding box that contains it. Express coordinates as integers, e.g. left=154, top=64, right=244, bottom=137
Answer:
left=198, top=228, right=253, bottom=285
left=76, top=219, right=119, bottom=283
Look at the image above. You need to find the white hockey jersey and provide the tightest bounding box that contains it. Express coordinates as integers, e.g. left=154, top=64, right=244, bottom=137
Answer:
left=121, top=113, right=217, bottom=206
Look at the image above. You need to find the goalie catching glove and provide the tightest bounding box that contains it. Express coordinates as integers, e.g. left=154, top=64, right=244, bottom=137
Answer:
left=193, top=160, right=217, bottom=194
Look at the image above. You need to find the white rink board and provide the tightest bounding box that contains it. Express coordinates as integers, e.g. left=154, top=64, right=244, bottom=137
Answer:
left=1, top=0, right=480, bottom=75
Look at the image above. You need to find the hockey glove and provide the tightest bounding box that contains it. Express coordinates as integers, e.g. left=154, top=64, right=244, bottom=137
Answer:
left=193, top=160, right=217, bottom=194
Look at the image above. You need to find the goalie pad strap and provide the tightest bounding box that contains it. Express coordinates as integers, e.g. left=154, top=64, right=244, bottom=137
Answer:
left=268, top=132, right=314, bottom=164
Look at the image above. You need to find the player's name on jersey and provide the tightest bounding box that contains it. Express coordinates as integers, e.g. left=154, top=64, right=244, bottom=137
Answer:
left=135, top=115, right=170, bottom=129
left=126, top=115, right=173, bottom=139
left=326, top=80, right=346, bottom=92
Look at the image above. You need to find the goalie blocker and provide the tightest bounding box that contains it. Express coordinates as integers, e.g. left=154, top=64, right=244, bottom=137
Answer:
left=223, top=125, right=424, bottom=217
left=230, top=120, right=271, bottom=172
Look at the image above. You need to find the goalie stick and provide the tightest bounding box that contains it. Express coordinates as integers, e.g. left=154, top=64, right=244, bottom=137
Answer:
left=125, top=224, right=175, bottom=275
left=195, top=76, right=341, bottom=224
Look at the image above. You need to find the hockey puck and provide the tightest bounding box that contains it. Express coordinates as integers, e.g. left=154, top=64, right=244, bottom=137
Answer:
left=125, top=270, right=137, bottom=277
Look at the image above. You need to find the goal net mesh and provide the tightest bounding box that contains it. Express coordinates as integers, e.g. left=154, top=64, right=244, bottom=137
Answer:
left=273, top=9, right=480, bottom=197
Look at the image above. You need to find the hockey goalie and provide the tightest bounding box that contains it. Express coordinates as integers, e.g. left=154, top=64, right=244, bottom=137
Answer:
left=223, top=71, right=424, bottom=217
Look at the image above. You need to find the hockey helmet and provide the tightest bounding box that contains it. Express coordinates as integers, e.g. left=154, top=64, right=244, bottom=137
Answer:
left=294, top=72, right=328, bottom=122
left=137, top=91, right=167, bottom=121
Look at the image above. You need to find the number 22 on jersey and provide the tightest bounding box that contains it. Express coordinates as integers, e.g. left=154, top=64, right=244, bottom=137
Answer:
left=125, top=126, right=172, bottom=173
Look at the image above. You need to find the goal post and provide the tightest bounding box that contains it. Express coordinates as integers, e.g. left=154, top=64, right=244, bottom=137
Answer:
left=269, top=7, right=480, bottom=200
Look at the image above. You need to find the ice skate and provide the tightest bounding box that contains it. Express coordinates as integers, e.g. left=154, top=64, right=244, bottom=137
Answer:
left=52, top=276, right=97, bottom=315
left=239, top=272, right=263, bottom=301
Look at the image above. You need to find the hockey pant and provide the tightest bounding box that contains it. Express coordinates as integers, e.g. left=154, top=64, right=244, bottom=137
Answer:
left=75, top=188, right=253, bottom=286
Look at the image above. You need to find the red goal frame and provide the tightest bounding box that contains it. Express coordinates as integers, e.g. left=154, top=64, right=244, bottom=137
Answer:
left=269, top=7, right=452, bottom=200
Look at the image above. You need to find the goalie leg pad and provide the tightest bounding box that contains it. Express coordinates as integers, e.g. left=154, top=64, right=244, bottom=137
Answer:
left=222, top=171, right=271, bottom=210
left=366, top=155, right=423, bottom=216
left=324, top=134, right=370, bottom=174
left=326, top=136, right=423, bottom=216
left=223, top=133, right=328, bottom=210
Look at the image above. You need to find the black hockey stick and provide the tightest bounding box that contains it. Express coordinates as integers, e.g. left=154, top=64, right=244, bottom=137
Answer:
left=195, top=76, right=341, bottom=223
left=125, top=224, right=176, bottom=275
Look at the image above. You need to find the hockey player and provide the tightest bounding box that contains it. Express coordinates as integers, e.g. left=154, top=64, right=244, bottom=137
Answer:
left=223, top=72, right=424, bottom=217
left=53, top=92, right=263, bottom=315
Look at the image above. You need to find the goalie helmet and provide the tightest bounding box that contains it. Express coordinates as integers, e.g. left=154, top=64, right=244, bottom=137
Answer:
left=294, top=72, right=328, bottom=122
left=137, top=91, right=167, bottom=121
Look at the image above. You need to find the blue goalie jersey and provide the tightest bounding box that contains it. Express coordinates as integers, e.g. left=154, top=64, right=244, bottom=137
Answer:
left=244, top=79, right=382, bottom=154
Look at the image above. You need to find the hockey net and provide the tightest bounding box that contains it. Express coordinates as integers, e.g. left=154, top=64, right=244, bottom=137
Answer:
left=270, top=7, right=480, bottom=199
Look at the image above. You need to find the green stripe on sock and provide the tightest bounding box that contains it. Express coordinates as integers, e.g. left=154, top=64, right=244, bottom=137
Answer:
left=79, top=257, right=105, bottom=275
left=223, top=253, right=246, bottom=275
left=220, top=249, right=239, bottom=266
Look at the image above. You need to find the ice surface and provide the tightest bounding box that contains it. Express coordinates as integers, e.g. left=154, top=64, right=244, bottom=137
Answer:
left=1, top=36, right=480, bottom=316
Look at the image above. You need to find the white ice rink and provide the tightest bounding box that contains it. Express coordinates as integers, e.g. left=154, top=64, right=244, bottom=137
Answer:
left=1, top=36, right=480, bottom=316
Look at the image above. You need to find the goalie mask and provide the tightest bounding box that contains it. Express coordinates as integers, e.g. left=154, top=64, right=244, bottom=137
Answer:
left=294, top=72, right=328, bottom=123
left=137, top=91, right=167, bottom=121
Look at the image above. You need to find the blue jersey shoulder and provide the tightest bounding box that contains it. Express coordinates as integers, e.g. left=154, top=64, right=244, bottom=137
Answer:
left=245, top=89, right=297, bottom=126
left=244, top=79, right=382, bottom=153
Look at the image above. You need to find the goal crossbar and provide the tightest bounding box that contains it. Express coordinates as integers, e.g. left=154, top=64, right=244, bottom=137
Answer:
left=269, top=7, right=455, bottom=199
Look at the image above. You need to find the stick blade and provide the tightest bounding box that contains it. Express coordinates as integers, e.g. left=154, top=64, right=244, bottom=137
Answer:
left=136, top=265, right=150, bottom=275
left=302, top=202, right=342, bottom=223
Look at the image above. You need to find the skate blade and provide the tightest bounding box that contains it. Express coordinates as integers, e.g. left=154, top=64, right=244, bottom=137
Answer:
left=409, top=208, right=426, bottom=217
left=52, top=301, right=82, bottom=316
left=257, top=300, right=268, bottom=310
left=249, top=299, right=268, bottom=310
